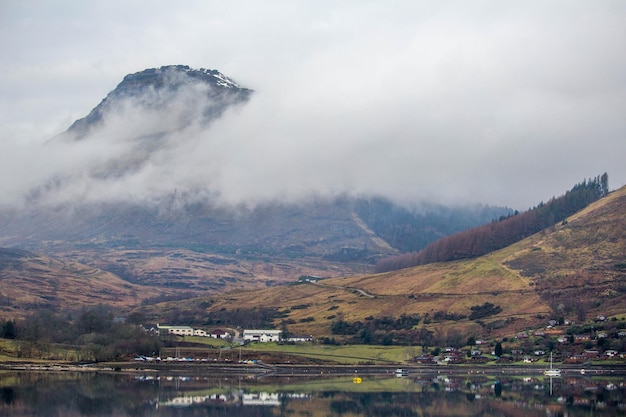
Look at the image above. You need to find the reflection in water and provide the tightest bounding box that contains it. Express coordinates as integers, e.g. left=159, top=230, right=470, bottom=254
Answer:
left=0, top=370, right=624, bottom=416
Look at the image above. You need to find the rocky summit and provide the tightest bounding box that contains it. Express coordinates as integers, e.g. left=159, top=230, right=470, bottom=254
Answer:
left=66, top=65, right=252, bottom=139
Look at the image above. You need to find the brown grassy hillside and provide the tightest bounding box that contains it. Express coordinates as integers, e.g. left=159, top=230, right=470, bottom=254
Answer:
left=0, top=246, right=361, bottom=319
left=60, top=248, right=358, bottom=292
left=0, top=248, right=166, bottom=319
left=502, top=185, right=626, bottom=319
left=167, top=185, right=626, bottom=340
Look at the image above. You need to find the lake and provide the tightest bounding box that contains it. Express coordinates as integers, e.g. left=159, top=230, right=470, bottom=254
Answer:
left=0, top=368, right=624, bottom=416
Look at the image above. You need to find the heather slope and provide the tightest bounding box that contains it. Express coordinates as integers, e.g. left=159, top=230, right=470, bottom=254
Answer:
left=0, top=248, right=165, bottom=319
left=502, top=184, right=626, bottom=319
left=182, top=185, right=626, bottom=340
left=376, top=175, right=609, bottom=271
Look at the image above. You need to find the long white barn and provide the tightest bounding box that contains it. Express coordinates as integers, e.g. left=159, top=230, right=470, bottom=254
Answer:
left=157, top=324, right=194, bottom=336
left=243, top=329, right=281, bottom=343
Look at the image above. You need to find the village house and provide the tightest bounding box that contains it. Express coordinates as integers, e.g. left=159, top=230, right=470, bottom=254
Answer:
left=413, top=354, right=434, bottom=364
left=156, top=324, right=229, bottom=338
left=243, top=329, right=282, bottom=343
left=209, top=329, right=230, bottom=339
left=564, top=354, right=586, bottom=364
left=298, top=275, right=322, bottom=283
left=442, top=350, right=465, bottom=364
left=157, top=324, right=194, bottom=336
left=470, top=355, right=490, bottom=363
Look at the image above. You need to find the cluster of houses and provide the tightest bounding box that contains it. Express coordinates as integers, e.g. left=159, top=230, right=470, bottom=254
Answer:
left=151, top=317, right=625, bottom=362
left=413, top=346, right=625, bottom=365
left=411, top=317, right=626, bottom=365
left=153, top=324, right=312, bottom=343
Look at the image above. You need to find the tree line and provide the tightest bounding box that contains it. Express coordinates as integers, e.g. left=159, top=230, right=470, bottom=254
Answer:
left=375, top=173, right=609, bottom=272
left=0, top=308, right=160, bottom=361
left=329, top=314, right=428, bottom=345
left=355, top=198, right=511, bottom=253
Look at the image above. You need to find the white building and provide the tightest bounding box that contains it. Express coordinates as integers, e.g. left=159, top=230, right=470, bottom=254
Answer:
left=243, top=329, right=282, bottom=343
left=157, top=324, right=194, bottom=336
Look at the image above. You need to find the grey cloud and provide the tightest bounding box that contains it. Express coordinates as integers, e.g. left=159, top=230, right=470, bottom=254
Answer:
left=1, top=1, right=625, bottom=211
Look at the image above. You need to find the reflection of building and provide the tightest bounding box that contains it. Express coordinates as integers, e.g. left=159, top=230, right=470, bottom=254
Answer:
left=161, top=396, right=210, bottom=407
left=160, top=392, right=309, bottom=408
left=243, top=392, right=280, bottom=406
left=243, top=329, right=281, bottom=342
left=160, top=394, right=232, bottom=407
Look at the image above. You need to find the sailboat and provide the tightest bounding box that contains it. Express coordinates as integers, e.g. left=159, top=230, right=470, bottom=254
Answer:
left=543, top=352, right=561, bottom=377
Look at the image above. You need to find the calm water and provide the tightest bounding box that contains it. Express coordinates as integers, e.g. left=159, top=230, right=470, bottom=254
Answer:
left=0, top=370, right=624, bottom=416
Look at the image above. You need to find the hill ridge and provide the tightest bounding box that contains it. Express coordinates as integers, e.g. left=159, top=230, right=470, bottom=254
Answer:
left=376, top=174, right=609, bottom=272
left=183, top=185, right=626, bottom=341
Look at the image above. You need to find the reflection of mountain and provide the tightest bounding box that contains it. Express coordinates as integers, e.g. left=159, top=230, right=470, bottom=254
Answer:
left=3, top=372, right=625, bottom=416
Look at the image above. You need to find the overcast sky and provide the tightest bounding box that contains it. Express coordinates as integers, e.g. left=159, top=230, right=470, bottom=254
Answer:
left=1, top=1, right=625, bottom=210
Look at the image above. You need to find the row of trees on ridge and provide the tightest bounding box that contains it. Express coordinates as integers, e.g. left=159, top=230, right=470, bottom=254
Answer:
left=376, top=174, right=609, bottom=272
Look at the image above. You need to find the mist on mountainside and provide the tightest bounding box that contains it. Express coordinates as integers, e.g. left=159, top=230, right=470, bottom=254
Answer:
left=2, top=66, right=254, bottom=208
left=0, top=65, right=524, bottom=211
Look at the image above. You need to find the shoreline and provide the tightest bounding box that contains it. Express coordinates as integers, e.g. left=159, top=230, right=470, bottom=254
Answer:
left=2, top=361, right=625, bottom=377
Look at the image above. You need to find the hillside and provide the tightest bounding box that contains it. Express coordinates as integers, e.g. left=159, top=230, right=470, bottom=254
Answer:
left=158, top=185, right=626, bottom=342
left=0, top=197, right=509, bottom=295
left=376, top=174, right=609, bottom=272
left=0, top=248, right=167, bottom=319
left=0, top=65, right=512, bottom=318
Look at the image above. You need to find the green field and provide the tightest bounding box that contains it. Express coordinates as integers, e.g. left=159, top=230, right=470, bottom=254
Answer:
left=241, top=342, right=419, bottom=364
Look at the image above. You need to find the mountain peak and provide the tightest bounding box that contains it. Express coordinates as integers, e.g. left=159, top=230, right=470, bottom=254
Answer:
left=117, top=65, right=246, bottom=91
left=66, top=65, right=252, bottom=138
